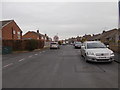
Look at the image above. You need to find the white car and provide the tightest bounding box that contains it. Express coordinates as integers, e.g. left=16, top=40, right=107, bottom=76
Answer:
left=50, top=42, right=59, bottom=49
left=81, top=41, right=114, bottom=62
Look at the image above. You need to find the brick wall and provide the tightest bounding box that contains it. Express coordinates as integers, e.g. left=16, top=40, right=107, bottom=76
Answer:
left=23, top=32, right=39, bottom=40
left=2, top=21, right=22, bottom=40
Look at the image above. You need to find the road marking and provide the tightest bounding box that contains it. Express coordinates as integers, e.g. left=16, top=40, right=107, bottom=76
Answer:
left=39, top=52, right=41, bottom=53
left=42, top=51, right=45, bottom=53
left=35, top=54, right=38, bottom=55
left=28, top=55, right=33, bottom=58
left=3, top=63, right=13, bottom=68
left=18, top=58, right=25, bottom=62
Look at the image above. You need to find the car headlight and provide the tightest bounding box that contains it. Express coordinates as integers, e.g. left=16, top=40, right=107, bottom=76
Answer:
left=110, top=52, right=114, bottom=56
left=87, top=52, right=94, bottom=56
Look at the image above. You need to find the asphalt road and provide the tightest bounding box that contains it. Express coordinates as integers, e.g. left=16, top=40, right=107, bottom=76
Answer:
left=2, top=45, right=118, bottom=88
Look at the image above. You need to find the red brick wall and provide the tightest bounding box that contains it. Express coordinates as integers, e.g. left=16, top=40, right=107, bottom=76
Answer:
left=23, top=32, right=41, bottom=40
left=2, top=21, right=22, bottom=40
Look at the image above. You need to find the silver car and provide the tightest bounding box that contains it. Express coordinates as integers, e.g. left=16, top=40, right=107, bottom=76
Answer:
left=81, top=41, right=114, bottom=62
left=50, top=42, right=60, bottom=49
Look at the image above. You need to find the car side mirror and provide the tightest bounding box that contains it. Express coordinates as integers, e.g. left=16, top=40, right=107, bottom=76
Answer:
left=81, top=46, right=85, bottom=49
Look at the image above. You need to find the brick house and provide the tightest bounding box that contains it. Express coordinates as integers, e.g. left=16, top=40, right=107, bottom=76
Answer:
left=0, top=20, right=22, bottom=40
left=99, top=29, right=118, bottom=45
left=22, top=30, right=45, bottom=40
left=90, top=34, right=101, bottom=41
left=90, top=29, right=120, bottom=45
left=82, top=34, right=92, bottom=41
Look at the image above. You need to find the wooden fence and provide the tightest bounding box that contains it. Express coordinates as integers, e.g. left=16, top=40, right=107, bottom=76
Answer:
left=2, top=40, right=44, bottom=51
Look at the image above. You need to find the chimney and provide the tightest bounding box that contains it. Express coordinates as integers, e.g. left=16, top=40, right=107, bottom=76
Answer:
left=37, top=30, right=39, bottom=33
left=102, top=30, right=106, bottom=33
left=45, top=34, right=47, bottom=36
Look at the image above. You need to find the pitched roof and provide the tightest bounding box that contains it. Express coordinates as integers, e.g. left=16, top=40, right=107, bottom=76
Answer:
left=100, top=29, right=117, bottom=39
left=91, top=34, right=101, bottom=40
left=23, top=31, right=45, bottom=37
left=0, top=20, right=14, bottom=29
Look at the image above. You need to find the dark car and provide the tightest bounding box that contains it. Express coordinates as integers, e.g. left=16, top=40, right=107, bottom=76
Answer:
left=74, top=42, right=82, bottom=49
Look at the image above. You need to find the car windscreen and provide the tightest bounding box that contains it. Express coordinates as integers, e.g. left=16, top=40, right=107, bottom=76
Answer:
left=87, top=43, right=106, bottom=49
left=75, top=42, right=81, bottom=44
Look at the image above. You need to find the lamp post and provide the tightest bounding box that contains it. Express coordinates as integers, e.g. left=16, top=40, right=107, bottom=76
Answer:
left=118, top=0, right=120, bottom=28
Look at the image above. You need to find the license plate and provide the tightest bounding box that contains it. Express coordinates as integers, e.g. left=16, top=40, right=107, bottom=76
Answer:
left=99, top=57, right=106, bottom=58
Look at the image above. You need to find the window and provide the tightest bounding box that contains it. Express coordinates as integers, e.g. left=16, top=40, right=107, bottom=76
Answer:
left=18, top=35, right=21, bottom=39
left=41, top=37, right=44, bottom=40
left=37, top=37, right=39, bottom=40
left=17, top=31, right=20, bottom=35
left=106, top=38, right=110, bottom=41
left=13, top=30, right=16, bottom=34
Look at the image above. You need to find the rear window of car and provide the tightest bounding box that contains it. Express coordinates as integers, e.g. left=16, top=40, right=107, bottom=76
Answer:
left=75, top=42, right=81, bottom=44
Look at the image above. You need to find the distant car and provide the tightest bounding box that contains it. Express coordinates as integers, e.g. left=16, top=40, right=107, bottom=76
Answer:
left=74, top=42, right=82, bottom=49
left=50, top=42, right=60, bottom=49
left=62, top=42, right=66, bottom=45
left=81, top=41, right=114, bottom=62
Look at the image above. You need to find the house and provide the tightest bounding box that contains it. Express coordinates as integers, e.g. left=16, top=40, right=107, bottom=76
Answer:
left=90, top=34, right=101, bottom=41
left=90, top=29, right=120, bottom=45
left=22, top=30, right=45, bottom=40
left=0, top=20, right=22, bottom=40
left=82, top=34, right=92, bottom=41
left=68, top=37, right=77, bottom=44
left=76, top=36, right=82, bottom=42
left=99, top=29, right=118, bottom=45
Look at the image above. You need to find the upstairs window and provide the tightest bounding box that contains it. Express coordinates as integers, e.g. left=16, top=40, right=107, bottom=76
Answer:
left=13, top=30, right=16, bottom=34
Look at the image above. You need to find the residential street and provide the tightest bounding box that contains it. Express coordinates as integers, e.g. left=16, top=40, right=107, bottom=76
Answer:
left=2, top=45, right=118, bottom=88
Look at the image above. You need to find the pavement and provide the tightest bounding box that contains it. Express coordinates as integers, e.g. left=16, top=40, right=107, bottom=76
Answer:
left=2, top=45, right=119, bottom=88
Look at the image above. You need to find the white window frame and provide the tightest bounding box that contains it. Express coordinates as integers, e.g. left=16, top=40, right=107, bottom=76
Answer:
left=13, top=30, right=16, bottom=34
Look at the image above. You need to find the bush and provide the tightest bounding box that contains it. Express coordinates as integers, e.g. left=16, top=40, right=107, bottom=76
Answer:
left=58, top=41, right=62, bottom=45
left=27, top=39, right=38, bottom=51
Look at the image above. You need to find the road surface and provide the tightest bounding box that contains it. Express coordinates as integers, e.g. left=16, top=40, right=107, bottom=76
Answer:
left=2, top=45, right=118, bottom=88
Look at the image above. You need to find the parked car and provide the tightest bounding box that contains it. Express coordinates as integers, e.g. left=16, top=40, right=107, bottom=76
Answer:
left=50, top=42, right=60, bottom=49
left=74, top=42, right=82, bottom=49
left=62, top=41, right=66, bottom=45
left=81, top=41, right=114, bottom=62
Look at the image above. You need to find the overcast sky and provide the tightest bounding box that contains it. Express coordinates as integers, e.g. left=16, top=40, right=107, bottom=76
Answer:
left=2, top=2, right=118, bottom=40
